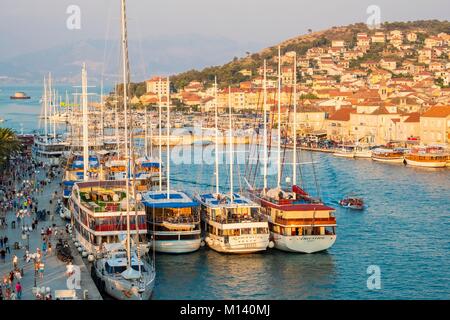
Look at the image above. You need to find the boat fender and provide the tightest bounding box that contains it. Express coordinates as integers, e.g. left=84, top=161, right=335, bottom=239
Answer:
left=200, top=240, right=206, bottom=247
left=268, top=241, right=275, bottom=249
left=205, top=237, right=211, bottom=244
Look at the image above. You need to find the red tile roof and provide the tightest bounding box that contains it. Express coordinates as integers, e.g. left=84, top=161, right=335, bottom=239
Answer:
left=404, top=112, right=420, bottom=123
left=421, top=105, right=450, bottom=117
left=371, top=106, right=391, bottom=115
left=328, top=108, right=356, bottom=121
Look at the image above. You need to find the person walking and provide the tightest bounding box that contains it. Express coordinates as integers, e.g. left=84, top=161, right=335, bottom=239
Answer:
left=15, top=281, right=22, bottom=299
left=38, top=262, right=44, bottom=279
left=12, top=254, right=18, bottom=269
left=42, top=241, right=47, bottom=254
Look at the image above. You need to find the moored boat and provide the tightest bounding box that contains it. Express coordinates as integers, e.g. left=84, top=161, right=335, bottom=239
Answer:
left=142, top=190, right=201, bottom=253
left=10, top=91, right=30, bottom=99
left=404, top=147, right=448, bottom=168
left=354, top=145, right=372, bottom=158
left=195, top=79, right=271, bottom=254
left=339, top=196, right=365, bottom=210
left=69, top=179, right=149, bottom=254
left=371, top=148, right=404, bottom=163
left=92, top=242, right=155, bottom=300
left=333, top=146, right=355, bottom=158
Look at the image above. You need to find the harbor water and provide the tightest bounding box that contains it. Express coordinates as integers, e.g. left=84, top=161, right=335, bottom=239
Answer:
left=1, top=85, right=449, bottom=300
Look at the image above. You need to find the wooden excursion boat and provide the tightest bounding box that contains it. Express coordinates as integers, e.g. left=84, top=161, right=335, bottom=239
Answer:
left=371, top=148, right=404, bottom=163
left=404, top=147, right=448, bottom=168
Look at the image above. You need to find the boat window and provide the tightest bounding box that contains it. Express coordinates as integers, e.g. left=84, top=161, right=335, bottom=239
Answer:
left=105, top=262, right=127, bottom=274
left=131, top=265, right=146, bottom=273
left=241, top=228, right=251, bottom=235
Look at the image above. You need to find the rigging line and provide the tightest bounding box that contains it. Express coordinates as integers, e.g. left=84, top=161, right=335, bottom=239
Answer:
left=249, top=86, right=263, bottom=189
left=279, top=83, right=294, bottom=185
left=310, top=150, right=322, bottom=200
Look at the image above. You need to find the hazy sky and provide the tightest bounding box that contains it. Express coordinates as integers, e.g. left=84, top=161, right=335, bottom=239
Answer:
left=1, top=0, right=450, bottom=60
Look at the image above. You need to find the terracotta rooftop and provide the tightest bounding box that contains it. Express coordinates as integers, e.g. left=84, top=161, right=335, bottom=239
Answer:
left=421, top=105, right=450, bottom=118
left=404, top=112, right=420, bottom=123
left=328, top=108, right=356, bottom=121
left=371, top=106, right=391, bottom=115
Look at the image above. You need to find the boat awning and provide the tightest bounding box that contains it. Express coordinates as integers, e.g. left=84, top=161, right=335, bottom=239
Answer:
left=142, top=191, right=199, bottom=209
left=141, top=162, right=160, bottom=168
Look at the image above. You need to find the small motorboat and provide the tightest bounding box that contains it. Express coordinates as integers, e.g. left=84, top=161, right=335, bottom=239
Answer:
left=10, top=91, right=31, bottom=99
left=339, top=196, right=365, bottom=210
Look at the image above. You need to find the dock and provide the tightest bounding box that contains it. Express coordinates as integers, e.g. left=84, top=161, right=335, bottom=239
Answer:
left=0, top=165, right=102, bottom=300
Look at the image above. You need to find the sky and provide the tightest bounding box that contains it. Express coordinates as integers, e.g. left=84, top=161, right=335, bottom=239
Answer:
left=1, top=0, right=450, bottom=60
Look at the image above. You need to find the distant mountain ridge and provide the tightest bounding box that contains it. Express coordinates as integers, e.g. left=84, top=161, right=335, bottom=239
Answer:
left=0, top=34, right=263, bottom=85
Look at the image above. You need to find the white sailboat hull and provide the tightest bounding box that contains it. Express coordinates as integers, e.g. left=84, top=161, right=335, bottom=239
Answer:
left=205, top=233, right=269, bottom=254
left=93, top=262, right=155, bottom=300
left=271, top=232, right=336, bottom=253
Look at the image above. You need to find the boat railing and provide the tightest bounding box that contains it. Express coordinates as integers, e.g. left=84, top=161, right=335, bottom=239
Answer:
left=275, top=216, right=336, bottom=226
left=210, top=214, right=268, bottom=224
left=153, top=214, right=200, bottom=224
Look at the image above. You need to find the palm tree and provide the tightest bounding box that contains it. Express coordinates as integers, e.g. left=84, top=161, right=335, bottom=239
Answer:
left=0, top=128, right=21, bottom=168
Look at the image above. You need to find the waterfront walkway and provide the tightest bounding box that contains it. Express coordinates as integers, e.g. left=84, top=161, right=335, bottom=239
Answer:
left=0, top=160, right=101, bottom=300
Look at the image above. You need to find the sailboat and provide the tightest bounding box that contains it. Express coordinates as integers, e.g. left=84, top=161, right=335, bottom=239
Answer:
left=248, top=49, right=337, bottom=253
left=195, top=79, right=271, bottom=254
left=79, top=0, right=155, bottom=300
left=33, top=74, right=69, bottom=165
left=142, top=77, right=201, bottom=254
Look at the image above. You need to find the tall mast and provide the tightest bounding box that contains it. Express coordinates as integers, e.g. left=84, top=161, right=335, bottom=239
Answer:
left=228, top=86, right=233, bottom=203
left=149, top=105, right=153, bottom=157
left=263, top=60, right=268, bottom=194
left=158, top=78, right=162, bottom=191
left=48, top=74, right=53, bottom=139
left=43, top=76, right=48, bottom=142
left=114, top=86, right=120, bottom=157
left=81, top=63, right=89, bottom=181
left=214, top=76, right=219, bottom=196
left=144, top=104, right=148, bottom=157
left=292, top=52, right=297, bottom=185
left=120, top=0, right=132, bottom=268
left=277, top=45, right=282, bottom=189
left=166, top=77, right=171, bottom=198
left=100, top=80, right=104, bottom=145
left=53, top=88, right=57, bottom=138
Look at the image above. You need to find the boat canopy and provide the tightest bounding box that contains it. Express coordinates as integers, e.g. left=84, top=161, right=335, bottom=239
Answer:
left=198, top=193, right=259, bottom=208
left=142, top=191, right=199, bottom=209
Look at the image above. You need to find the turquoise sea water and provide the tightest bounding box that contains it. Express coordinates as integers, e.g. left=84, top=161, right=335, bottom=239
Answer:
left=1, top=85, right=449, bottom=299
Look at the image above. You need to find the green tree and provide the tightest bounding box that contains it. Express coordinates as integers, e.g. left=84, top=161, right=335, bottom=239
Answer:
left=0, top=128, right=21, bottom=168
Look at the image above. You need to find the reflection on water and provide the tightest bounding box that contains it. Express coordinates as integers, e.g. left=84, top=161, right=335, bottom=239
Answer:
left=154, top=150, right=450, bottom=300
left=154, top=250, right=336, bottom=300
